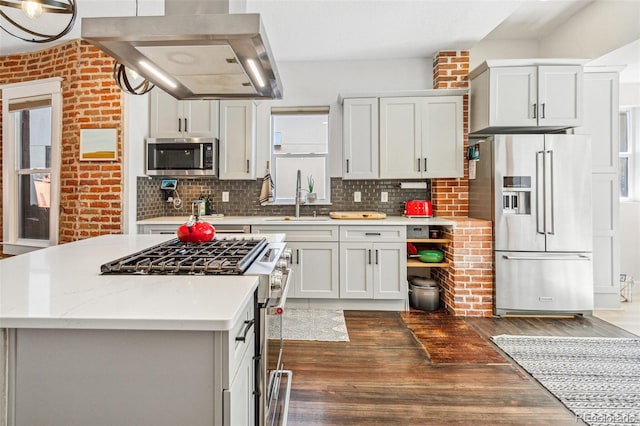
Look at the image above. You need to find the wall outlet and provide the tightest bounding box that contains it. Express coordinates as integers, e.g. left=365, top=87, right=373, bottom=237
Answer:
left=381, top=192, right=388, bottom=203
left=222, top=192, right=229, bottom=202
left=354, top=191, right=361, bottom=202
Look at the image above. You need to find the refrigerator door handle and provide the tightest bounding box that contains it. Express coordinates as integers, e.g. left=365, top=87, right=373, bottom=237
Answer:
left=502, top=254, right=591, bottom=261
left=536, top=150, right=545, bottom=234
left=546, top=150, right=555, bottom=235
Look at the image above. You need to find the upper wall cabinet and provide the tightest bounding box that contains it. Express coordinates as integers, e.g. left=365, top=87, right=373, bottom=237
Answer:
left=149, top=90, right=219, bottom=138
left=469, top=61, right=583, bottom=134
left=379, top=96, right=463, bottom=179
left=343, top=98, right=379, bottom=179
left=219, top=100, right=256, bottom=180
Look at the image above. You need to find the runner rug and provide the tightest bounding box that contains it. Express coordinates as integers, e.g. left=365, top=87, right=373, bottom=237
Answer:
left=268, top=308, right=349, bottom=342
left=492, top=335, right=640, bottom=426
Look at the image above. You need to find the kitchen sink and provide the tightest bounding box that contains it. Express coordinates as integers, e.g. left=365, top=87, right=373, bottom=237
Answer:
left=263, top=216, right=331, bottom=222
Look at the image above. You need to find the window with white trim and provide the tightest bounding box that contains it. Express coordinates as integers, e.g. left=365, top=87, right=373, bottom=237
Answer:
left=271, top=107, right=330, bottom=204
left=2, top=78, right=62, bottom=255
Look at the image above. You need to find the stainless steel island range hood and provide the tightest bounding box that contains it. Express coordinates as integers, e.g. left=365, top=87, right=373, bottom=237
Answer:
left=81, top=0, right=282, bottom=100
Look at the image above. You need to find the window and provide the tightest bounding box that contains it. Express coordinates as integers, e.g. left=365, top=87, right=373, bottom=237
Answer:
left=2, top=78, right=61, bottom=255
left=619, top=110, right=631, bottom=198
left=271, top=107, right=330, bottom=204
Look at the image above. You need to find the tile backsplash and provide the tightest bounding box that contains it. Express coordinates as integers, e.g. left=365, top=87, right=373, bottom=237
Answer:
left=137, top=177, right=430, bottom=219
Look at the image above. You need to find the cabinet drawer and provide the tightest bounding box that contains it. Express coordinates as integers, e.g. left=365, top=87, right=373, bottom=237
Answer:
left=340, top=226, right=406, bottom=242
left=223, top=297, right=255, bottom=387
left=252, top=225, right=339, bottom=241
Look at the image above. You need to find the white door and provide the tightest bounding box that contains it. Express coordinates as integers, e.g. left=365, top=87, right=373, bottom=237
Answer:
left=149, top=90, right=182, bottom=137
left=489, top=66, right=537, bottom=128
left=379, top=97, right=422, bottom=179
left=373, top=243, right=407, bottom=299
left=339, top=242, right=373, bottom=298
left=184, top=100, right=219, bottom=138
left=421, top=96, right=463, bottom=178
left=343, top=98, right=379, bottom=179
left=219, top=101, right=256, bottom=180
left=290, top=242, right=339, bottom=298
left=537, top=65, right=583, bottom=127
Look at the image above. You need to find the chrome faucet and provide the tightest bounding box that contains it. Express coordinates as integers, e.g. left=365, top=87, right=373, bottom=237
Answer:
left=295, top=169, right=302, bottom=218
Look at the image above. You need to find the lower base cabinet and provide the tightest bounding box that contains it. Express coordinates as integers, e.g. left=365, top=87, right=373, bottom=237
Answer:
left=340, top=242, right=407, bottom=299
left=289, top=241, right=340, bottom=298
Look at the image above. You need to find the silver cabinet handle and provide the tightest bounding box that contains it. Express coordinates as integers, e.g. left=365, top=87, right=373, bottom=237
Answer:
left=246, top=159, right=250, bottom=173
left=375, top=249, right=379, bottom=265
left=296, top=249, right=300, bottom=265
left=185, top=118, right=188, bottom=133
left=365, top=232, right=381, bottom=236
left=368, top=249, right=372, bottom=265
left=417, top=158, right=421, bottom=172
left=424, top=158, right=427, bottom=172
left=532, top=104, right=537, bottom=119
left=546, top=150, right=554, bottom=235
left=346, top=159, right=349, bottom=173
left=541, top=103, right=545, bottom=119
left=178, top=118, right=182, bottom=132
left=235, top=319, right=255, bottom=342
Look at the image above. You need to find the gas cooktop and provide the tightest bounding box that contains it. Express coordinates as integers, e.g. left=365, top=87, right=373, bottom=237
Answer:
left=100, top=238, right=268, bottom=275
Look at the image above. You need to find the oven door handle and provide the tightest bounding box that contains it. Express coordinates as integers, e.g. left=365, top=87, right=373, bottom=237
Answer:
left=267, top=268, right=292, bottom=315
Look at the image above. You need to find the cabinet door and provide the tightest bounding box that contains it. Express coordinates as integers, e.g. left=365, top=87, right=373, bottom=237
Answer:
left=289, top=242, right=339, bottom=298
left=379, top=97, right=422, bottom=179
left=184, top=100, right=219, bottom=138
left=339, top=242, right=374, bottom=298
left=421, top=96, right=463, bottom=178
left=149, top=90, right=183, bottom=137
left=373, top=242, right=407, bottom=299
left=343, top=98, right=378, bottom=179
left=573, top=72, right=619, bottom=173
left=219, top=101, right=256, bottom=180
left=223, top=334, right=255, bottom=426
left=537, top=66, right=583, bottom=127
left=489, top=66, right=537, bottom=128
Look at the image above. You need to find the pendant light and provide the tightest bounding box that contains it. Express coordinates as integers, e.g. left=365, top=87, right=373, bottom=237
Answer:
left=113, top=62, right=155, bottom=96
left=0, top=0, right=77, bottom=43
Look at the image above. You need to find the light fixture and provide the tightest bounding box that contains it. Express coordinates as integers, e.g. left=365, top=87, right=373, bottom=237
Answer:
left=113, top=62, right=155, bottom=96
left=0, top=0, right=76, bottom=43
left=246, top=58, right=266, bottom=88
left=139, top=60, right=178, bottom=89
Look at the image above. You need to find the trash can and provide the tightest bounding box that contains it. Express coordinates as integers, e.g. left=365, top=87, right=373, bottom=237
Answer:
left=408, top=277, right=440, bottom=311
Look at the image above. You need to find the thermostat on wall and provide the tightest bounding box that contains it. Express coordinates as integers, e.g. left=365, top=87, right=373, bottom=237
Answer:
left=160, top=179, right=177, bottom=190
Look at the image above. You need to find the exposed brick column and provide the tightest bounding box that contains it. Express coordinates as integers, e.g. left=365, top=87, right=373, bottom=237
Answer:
left=0, top=40, right=123, bottom=244
left=432, top=51, right=469, bottom=217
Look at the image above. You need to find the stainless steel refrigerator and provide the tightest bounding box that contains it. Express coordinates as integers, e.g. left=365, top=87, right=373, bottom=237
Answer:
left=469, top=134, right=593, bottom=315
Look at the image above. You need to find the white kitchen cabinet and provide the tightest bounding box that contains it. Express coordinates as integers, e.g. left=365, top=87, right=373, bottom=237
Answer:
left=342, top=98, right=378, bottom=179
left=470, top=63, right=583, bottom=133
left=251, top=225, right=340, bottom=299
left=379, top=96, right=463, bottom=179
left=149, top=89, right=219, bottom=138
left=219, top=101, right=256, bottom=180
left=223, top=334, right=255, bottom=426
left=339, top=226, right=407, bottom=300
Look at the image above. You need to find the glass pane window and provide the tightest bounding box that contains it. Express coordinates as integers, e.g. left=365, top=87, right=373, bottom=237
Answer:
left=19, top=173, right=50, bottom=240
left=620, top=157, right=629, bottom=198
left=16, top=106, right=52, bottom=169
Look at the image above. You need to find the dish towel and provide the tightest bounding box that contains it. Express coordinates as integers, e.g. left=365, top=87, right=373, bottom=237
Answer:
left=259, top=168, right=274, bottom=206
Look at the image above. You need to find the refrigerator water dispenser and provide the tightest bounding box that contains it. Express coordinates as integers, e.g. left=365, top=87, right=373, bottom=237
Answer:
left=502, top=176, right=531, bottom=215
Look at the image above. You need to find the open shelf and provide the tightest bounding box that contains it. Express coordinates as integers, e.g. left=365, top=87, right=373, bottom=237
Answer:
left=407, top=259, right=451, bottom=268
left=407, top=238, right=450, bottom=244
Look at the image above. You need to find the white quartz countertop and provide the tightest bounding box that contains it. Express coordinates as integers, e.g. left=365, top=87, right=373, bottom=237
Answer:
left=0, top=234, right=276, bottom=331
left=137, top=215, right=456, bottom=227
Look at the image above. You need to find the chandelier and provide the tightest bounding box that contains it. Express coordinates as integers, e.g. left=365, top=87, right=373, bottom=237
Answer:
left=113, top=62, right=155, bottom=96
left=0, top=0, right=77, bottom=43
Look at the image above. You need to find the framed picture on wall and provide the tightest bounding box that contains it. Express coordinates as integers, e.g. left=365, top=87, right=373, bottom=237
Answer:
left=80, top=128, right=117, bottom=161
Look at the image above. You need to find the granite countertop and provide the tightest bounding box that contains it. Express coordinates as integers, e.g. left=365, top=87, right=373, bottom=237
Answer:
left=0, top=234, right=280, bottom=331
left=137, top=215, right=457, bottom=227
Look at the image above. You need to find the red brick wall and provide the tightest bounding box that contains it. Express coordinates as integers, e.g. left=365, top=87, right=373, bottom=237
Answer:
left=432, top=51, right=469, bottom=217
left=433, top=218, right=493, bottom=316
left=0, top=40, right=123, bottom=244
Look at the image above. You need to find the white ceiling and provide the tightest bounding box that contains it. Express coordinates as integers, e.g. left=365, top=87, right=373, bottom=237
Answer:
left=0, top=0, right=637, bottom=81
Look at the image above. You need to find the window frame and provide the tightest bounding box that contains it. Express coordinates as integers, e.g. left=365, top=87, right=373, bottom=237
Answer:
left=2, top=78, right=62, bottom=255
left=270, top=107, right=331, bottom=205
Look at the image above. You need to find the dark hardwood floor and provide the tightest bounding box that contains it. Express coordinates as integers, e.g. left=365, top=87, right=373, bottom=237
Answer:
left=277, top=310, right=635, bottom=426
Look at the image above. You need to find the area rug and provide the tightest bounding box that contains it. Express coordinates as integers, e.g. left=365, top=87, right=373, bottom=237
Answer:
left=492, top=335, right=640, bottom=426
left=268, top=308, right=349, bottom=342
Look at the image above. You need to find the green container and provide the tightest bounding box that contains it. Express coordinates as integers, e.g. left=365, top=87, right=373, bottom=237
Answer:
left=417, top=249, right=444, bottom=263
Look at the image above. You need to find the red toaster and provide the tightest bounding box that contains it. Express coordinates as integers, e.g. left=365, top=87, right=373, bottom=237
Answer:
left=404, top=200, right=433, bottom=217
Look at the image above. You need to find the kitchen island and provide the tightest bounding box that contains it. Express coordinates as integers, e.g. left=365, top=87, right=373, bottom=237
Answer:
left=0, top=234, right=274, bottom=426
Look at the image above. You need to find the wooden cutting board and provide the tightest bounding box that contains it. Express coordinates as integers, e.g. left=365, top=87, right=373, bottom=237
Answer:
left=329, top=211, right=387, bottom=220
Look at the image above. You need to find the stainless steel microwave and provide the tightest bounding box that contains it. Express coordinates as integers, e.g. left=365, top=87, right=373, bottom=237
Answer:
left=146, top=138, right=217, bottom=176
